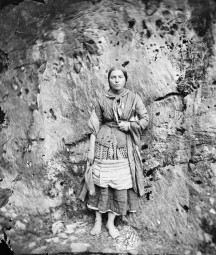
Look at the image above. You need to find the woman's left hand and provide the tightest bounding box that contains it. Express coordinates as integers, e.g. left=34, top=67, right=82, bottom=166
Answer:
left=118, top=121, right=130, bottom=132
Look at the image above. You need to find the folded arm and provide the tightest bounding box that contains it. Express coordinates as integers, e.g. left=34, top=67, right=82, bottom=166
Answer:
left=128, top=94, right=149, bottom=146
left=130, top=94, right=149, bottom=131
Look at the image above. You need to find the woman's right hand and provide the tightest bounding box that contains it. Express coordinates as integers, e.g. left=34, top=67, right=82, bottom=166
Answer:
left=87, top=150, right=95, bottom=165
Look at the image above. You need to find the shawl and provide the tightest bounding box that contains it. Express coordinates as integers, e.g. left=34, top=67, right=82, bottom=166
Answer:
left=105, top=89, right=129, bottom=123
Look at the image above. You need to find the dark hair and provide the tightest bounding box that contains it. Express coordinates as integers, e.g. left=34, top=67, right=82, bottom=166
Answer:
left=108, top=66, right=128, bottom=82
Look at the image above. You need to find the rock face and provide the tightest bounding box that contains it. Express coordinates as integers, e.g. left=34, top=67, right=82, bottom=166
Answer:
left=0, top=0, right=216, bottom=253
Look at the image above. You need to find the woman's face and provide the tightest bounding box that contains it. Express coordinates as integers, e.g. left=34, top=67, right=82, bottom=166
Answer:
left=109, top=70, right=126, bottom=91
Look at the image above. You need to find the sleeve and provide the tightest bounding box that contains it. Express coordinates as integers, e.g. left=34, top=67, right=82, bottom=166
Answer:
left=94, top=98, right=103, bottom=125
left=134, top=94, right=149, bottom=131
left=88, top=98, right=103, bottom=136
left=129, top=94, right=149, bottom=145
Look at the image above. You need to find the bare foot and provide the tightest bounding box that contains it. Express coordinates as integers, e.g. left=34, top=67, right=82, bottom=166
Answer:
left=90, top=219, right=102, bottom=236
left=106, top=222, right=120, bottom=239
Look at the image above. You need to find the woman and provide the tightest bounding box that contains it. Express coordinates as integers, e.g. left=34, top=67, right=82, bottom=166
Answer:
left=79, top=66, right=149, bottom=239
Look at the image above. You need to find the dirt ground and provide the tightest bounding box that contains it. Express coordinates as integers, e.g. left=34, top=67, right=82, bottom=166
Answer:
left=3, top=211, right=199, bottom=255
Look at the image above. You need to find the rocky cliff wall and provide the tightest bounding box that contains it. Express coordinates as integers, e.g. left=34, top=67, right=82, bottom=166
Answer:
left=0, top=0, right=216, bottom=253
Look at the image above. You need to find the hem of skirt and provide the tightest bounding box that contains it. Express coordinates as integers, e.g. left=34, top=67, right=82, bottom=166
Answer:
left=87, top=204, right=120, bottom=216
left=87, top=204, right=137, bottom=215
left=93, top=184, right=133, bottom=190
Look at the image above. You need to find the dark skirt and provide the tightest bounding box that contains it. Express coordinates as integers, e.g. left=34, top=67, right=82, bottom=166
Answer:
left=87, top=185, right=139, bottom=216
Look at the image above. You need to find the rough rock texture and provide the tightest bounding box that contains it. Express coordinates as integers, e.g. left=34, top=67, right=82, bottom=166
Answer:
left=0, top=0, right=216, bottom=253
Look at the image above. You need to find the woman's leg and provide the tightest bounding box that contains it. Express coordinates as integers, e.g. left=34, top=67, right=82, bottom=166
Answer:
left=90, top=210, right=102, bottom=235
left=106, top=211, right=119, bottom=238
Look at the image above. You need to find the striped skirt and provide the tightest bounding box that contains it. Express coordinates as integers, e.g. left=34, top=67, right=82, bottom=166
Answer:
left=87, top=158, right=139, bottom=216
left=87, top=137, right=139, bottom=215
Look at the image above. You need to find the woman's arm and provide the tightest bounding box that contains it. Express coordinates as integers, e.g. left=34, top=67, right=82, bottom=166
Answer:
left=118, top=94, right=149, bottom=133
left=87, top=98, right=103, bottom=164
left=88, top=98, right=103, bottom=136
left=131, top=94, right=149, bottom=131
left=88, top=133, right=96, bottom=165
left=128, top=94, right=149, bottom=146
